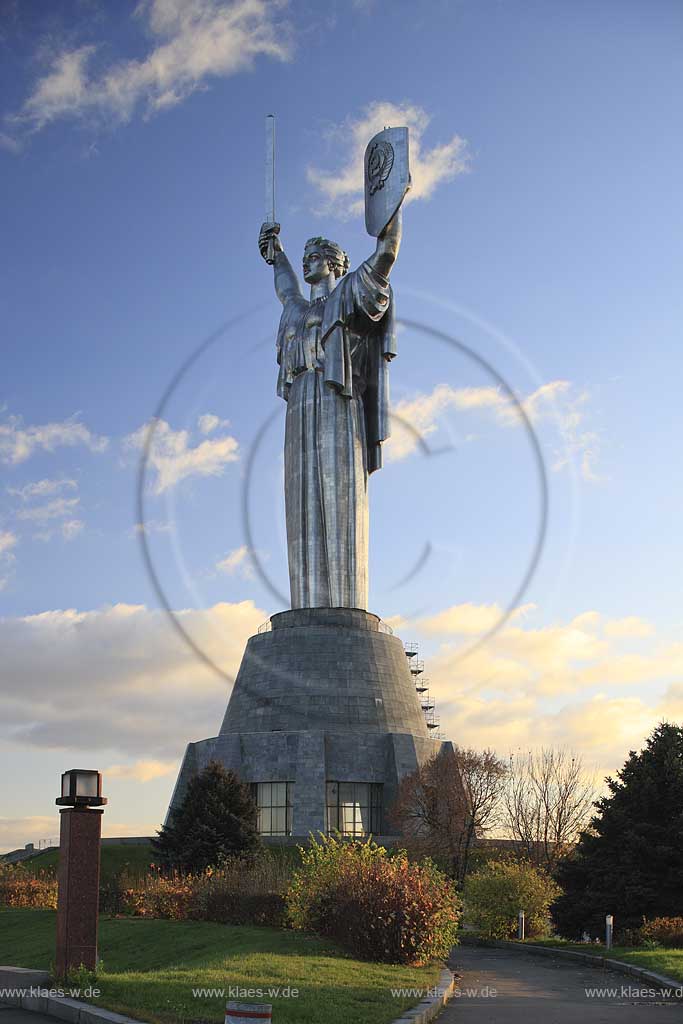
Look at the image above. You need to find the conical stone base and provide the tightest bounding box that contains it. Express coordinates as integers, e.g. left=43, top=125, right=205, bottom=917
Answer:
left=167, top=608, right=451, bottom=838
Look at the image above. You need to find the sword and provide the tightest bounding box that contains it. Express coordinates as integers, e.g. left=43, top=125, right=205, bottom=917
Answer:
left=265, top=113, right=276, bottom=264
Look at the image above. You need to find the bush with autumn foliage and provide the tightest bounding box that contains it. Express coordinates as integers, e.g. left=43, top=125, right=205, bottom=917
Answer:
left=640, top=917, right=683, bottom=949
left=99, top=856, right=290, bottom=926
left=286, top=833, right=460, bottom=964
left=0, top=863, right=57, bottom=909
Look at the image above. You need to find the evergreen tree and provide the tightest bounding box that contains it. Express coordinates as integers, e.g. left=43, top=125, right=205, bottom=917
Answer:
left=153, top=761, right=260, bottom=871
left=553, top=723, right=683, bottom=937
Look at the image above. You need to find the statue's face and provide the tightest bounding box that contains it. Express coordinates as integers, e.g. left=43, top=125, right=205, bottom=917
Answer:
left=303, top=245, right=331, bottom=284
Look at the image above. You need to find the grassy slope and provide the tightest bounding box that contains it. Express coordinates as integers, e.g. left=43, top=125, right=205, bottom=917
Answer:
left=20, top=842, right=303, bottom=882
left=21, top=844, right=155, bottom=881
left=521, top=939, right=683, bottom=984
left=0, top=908, right=441, bottom=1024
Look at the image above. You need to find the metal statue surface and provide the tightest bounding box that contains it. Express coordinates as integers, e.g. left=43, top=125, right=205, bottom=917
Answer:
left=365, top=127, right=410, bottom=237
left=258, top=127, right=410, bottom=610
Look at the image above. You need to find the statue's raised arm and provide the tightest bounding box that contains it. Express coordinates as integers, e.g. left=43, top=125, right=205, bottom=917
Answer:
left=367, top=207, right=402, bottom=279
left=258, top=221, right=303, bottom=305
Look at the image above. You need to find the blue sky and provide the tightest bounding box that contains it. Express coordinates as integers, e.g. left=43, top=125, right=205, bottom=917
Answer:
left=1, top=0, right=682, bottom=851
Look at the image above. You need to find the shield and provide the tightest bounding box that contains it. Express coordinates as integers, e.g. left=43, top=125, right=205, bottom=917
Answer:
left=364, top=127, right=411, bottom=237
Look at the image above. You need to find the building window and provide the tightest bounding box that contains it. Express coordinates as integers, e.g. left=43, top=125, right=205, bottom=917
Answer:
left=326, top=782, right=382, bottom=836
left=252, top=781, right=294, bottom=836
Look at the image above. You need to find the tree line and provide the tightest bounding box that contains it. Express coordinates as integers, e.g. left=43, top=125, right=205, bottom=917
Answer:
left=390, top=743, right=596, bottom=881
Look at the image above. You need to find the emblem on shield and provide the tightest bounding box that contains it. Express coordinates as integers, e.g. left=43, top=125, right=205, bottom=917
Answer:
left=367, top=140, right=395, bottom=195
left=364, top=127, right=411, bottom=237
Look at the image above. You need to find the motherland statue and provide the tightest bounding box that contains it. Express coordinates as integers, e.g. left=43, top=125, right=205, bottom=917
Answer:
left=166, top=125, right=452, bottom=842
left=258, top=122, right=410, bottom=611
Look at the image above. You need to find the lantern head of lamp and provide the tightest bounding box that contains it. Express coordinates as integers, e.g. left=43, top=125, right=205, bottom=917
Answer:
left=56, top=769, right=107, bottom=808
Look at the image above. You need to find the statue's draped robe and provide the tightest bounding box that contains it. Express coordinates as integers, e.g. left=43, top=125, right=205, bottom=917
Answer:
left=276, top=261, right=396, bottom=609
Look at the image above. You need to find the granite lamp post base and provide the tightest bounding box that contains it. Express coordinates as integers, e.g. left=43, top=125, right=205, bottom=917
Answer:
left=55, top=807, right=103, bottom=977
left=167, top=608, right=452, bottom=838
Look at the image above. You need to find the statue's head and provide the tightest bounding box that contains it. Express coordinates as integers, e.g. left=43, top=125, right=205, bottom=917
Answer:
left=303, top=237, right=349, bottom=284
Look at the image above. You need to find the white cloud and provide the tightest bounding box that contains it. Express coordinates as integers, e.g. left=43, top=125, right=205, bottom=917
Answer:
left=8, top=478, right=77, bottom=501
left=307, top=101, right=469, bottom=218
left=420, top=602, right=504, bottom=636
left=418, top=602, right=537, bottom=637
left=405, top=602, right=683, bottom=775
left=0, top=413, right=108, bottom=465
left=61, top=519, right=84, bottom=541
left=124, top=417, right=239, bottom=494
left=216, top=544, right=255, bottom=579
left=604, top=616, right=654, bottom=639
left=198, top=413, right=230, bottom=435
left=386, top=379, right=601, bottom=481
left=131, top=519, right=173, bottom=537
left=12, top=0, right=291, bottom=136
left=16, top=497, right=80, bottom=522
left=0, top=600, right=266, bottom=760
left=0, top=530, right=18, bottom=557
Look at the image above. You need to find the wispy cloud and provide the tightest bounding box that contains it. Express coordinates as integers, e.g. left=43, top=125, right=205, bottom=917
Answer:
left=16, top=496, right=80, bottom=522
left=61, top=519, right=84, bottom=541
left=8, top=478, right=78, bottom=501
left=197, top=413, right=230, bottom=435
left=131, top=519, right=173, bottom=538
left=105, top=759, right=178, bottom=783
left=386, top=379, right=602, bottom=482
left=0, top=413, right=108, bottom=465
left=0, top=530, right=18, bottom=557
left=9, top=0, right=292, bottom=140
left=124, top=416, right=239, bottom=494
left=307, top=101, right=469, bottom=218
left=216, top=544, right=254, bottom=579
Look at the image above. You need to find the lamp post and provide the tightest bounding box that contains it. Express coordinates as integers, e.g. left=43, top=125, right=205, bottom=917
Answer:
left=55, top=770, right=107, bottom=978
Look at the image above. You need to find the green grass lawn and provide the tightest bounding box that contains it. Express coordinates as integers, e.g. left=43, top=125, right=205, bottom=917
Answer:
left=520, top=938, right=683, bottom=984
left=0, top=908, right=442, bottom=1024
left=21, top=844, right=155, bottom=881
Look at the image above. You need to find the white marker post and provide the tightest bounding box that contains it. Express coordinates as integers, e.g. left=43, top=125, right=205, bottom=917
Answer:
left=605, top=914, right=614, bottom=950
left=518, top=910, right=525, bottom=940
left=226, top=1002, right=272, bottom=1024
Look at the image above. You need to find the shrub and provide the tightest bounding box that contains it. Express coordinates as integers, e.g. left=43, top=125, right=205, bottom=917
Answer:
left=641, top=917, right=683, bottom=948
left=0, top=864, right=57, bottom=909
left=615, top=926, right=643, bottom=948
left=189, top=856, right=289, bottom=927
left=463, top=859, right=561, bottom=939
left=101, top=854, right=291, bottom=927
left=285, top=833, right=460, bottom=964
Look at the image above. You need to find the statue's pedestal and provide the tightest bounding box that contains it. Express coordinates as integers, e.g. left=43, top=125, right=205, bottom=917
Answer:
left=167, top=608, right=451, bottom=838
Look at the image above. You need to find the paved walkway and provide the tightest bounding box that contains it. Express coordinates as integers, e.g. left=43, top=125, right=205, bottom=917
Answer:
left=443, top=945, right=681, bottom=1022
left=0, top=1008, right=57, bottom=1024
